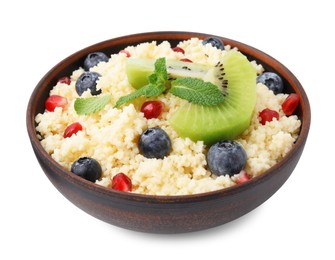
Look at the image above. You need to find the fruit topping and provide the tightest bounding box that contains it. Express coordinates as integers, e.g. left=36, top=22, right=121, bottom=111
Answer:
left=83, top=52, right=109, bottom=71
left=110, top=173, right=132, bottom=192
left=125, top=58, right=220, bottom=90
left=57, top=76, right=71, bottom=85
left=123, top=51, right=257, bottom=145
left=207, top=140, right=247, bottom=176
left=63, top=122, right=83, bottom=138
left=140, top=100, right=164, bottom=119
left=45, top=95, right=68, bottom=112
left=202, top=37, right=225, bottom=50
left=71, top=157, right=102, bottom=182
left=119, top=49, right=131, bottom=57
left=75, top=71, right=102, bottom=96
left=172, top=47, right=185, bottom=54
left=282, top=93, right=299, bottom=116
left=235, top=170, right=252, bottom=184
left=138, top=127, right=171, bottom=159
left=170, top=50, right=257, bottom=144
left=259, top=108, right=280, bottom=125
left=256, top=72, right=283, bottom=94
left=117, top=58, right=225, bottom=108
left=180, top=58, right=192, bottom=63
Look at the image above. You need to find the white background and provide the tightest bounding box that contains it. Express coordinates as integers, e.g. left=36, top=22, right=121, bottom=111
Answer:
left=1, top=0, right=333, bottom=259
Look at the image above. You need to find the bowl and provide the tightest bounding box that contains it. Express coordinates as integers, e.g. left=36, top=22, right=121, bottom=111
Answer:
left=26, top=31, right=311, bottom=233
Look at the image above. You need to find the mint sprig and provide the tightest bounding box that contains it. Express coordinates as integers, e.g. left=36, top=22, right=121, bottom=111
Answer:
left=74, top=94, right=111, bottom=115
left=75, top=58, right=226, bottom=115
left=116, top=57, right=225, bottom=108
left=150, top=56, right=168, bottom=84
left=114, top=57, right=168, bottom=108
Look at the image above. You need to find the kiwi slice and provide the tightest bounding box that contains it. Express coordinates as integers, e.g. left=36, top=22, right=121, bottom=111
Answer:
left=169, top=50, right=256, bottom=144
left=126, top=58, right=222, bottom=89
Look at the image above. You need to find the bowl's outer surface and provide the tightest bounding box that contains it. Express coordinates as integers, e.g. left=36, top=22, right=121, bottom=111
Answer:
left=27, top=31, right=311, bottom=233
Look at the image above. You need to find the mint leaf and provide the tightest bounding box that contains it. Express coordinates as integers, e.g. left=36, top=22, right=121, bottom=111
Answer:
left=74, top=94, right=111, bottom=115
left=148, top=73, right=158, bottom=84
left=147, top=58, right=167, bottom=85
left=154, top=57, right=168, bottom=83
left=114, top=84, right=165, bottom=108
left=115, top=58, right=168, bottom=108
left=170, top=78, right=225, bottom=106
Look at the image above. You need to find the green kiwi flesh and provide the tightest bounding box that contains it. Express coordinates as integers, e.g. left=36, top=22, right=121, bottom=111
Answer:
left=126, top=58, right=214, bottom=89
left=169, top=50, right=256, bottom=144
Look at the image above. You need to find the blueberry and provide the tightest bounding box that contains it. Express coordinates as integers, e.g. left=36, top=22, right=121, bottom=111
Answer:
left=75, top=71, right=101, bottom=96
left=207, top=140, right=247, bottom=176
left=138, top=127, right=171, bottom=159
left=83, top=52, right=109, bottom=71
left=256, top=72, right=284, bottom=94
left=202, top=37, right=225, bottom=50
left=71, top=157, right=102, bottom=182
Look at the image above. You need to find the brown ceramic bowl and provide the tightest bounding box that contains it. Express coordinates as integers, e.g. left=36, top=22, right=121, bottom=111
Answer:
left=26, top=31, right=311, bottom=233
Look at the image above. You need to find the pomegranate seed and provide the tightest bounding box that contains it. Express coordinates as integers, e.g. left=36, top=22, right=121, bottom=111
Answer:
left=140, top=101, right=165, bottom=119
left=45, top=95, right=68, bottom=112
left=172, top=47, right=185, bottom=54
left=235, top=170, right=252, bottom=184
left=282, top=93, right=299, bottom=116
left=259, top=108, right=279, bottom=125
left=64, top=122, right=83, bottom=138
left=57, top=76, right=71, bottom=85
left=111, top=173, right=132, bottom=192
left=119, top=49, right=131, bottom=58
left=180, top=58, right=192, bottom=63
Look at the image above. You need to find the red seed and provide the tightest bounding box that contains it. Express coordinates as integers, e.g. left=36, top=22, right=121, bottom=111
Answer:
left=140, top=100, right=165, bottom=119
left=57, top=76, right=71, bottom=85
left=64, top=122, right=83, bottom=138
left=259, top=108, right=280, bottom=125
left=172, top=47, right=185, bottom=54
left=45, top=95, right=68, bottom=112
left=235, top=170, right=252, bottom=184
left=282, top=93, right=300, bottom=116
left=111, top=173, right=132, bottom=192
left=119, top=49, right=131, bottom=58
left=180, top=58, right=192, bottom=63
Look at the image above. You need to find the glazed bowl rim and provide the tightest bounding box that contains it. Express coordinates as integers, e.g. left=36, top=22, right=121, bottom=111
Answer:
left=26, top=31, right=311, bottom=203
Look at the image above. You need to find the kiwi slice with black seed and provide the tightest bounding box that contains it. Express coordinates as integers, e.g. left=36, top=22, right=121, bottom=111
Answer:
left=126, top=58, right=225, bottom=91
left=169, top=50, right=256, bottom=144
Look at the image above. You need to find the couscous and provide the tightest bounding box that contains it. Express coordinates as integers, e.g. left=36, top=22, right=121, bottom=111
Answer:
left=35, top=37, right=301, bottom=195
